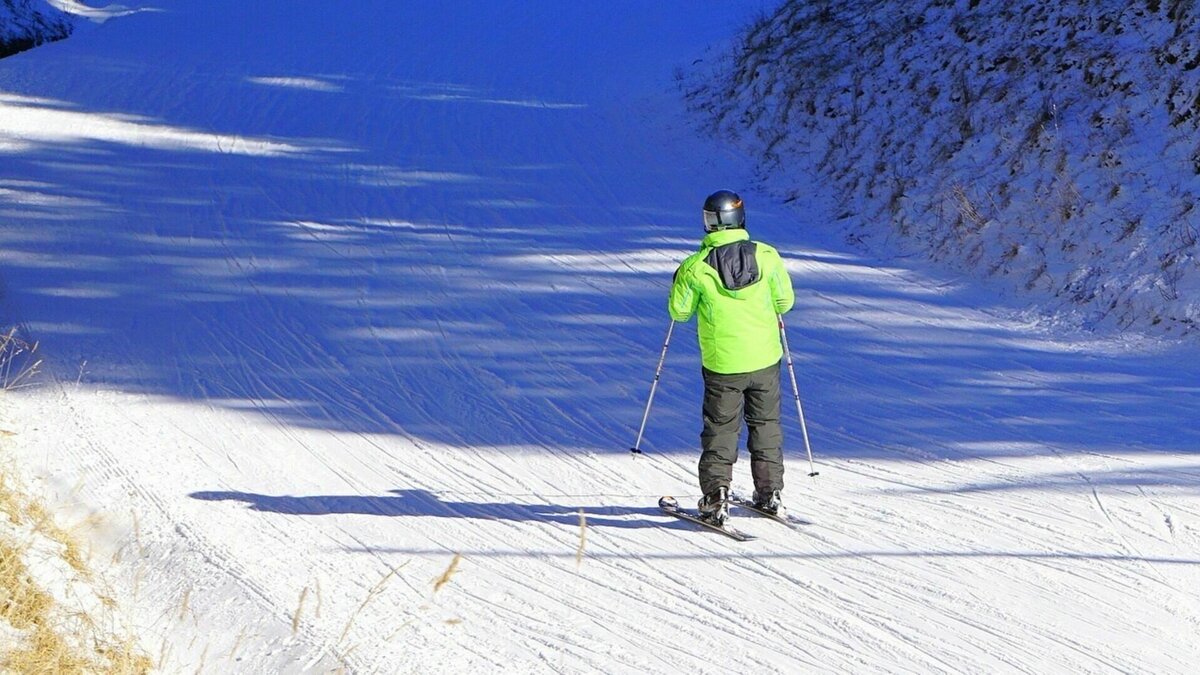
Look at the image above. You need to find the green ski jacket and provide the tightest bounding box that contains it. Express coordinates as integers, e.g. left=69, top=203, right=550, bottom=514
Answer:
left=669, top=229, right=795, bottom=374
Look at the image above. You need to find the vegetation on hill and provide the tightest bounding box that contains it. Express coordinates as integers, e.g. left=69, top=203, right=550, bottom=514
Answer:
left=687, top=1, right=1200, bottom=334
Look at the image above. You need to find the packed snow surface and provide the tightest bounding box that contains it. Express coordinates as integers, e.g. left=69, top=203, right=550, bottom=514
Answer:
left=2, top=1, right=1200, bottom=672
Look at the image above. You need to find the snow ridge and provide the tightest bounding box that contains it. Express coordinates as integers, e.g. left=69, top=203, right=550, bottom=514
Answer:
left=686, top=1, right=1200, bottom=335
left=0, top=0, right=73, bottom=59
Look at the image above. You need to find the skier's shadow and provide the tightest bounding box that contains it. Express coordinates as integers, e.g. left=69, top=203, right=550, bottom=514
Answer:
left=190, top=488, right=680, bottom=530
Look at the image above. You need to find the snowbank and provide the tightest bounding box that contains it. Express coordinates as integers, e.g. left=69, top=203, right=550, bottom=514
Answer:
left=686, top=1, right=1200, bottom=335
left=0, top=0, right=74, bottom=59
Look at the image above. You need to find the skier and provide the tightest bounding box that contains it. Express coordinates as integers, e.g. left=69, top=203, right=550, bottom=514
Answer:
left=669, top=190, right=795, bottom=526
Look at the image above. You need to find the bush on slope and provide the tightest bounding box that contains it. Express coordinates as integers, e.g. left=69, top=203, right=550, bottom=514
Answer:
left=687, top=1, right=1200, bottom=334
left=1, top=0, right=73, bottom=59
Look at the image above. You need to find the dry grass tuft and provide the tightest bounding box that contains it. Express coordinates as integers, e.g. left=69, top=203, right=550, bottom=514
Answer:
left=291, top=586, right=309, bottom=635
left=1, top=327, right=150, bottom=673
left=0, top=330, right=41, bottom=391
left=575, top=509, right=587, bottom=568
left=0, top=472, right=152, bottom=673
left=432, top=554, right=461, bottom=594
left=339, top=562, right=409, bottom=646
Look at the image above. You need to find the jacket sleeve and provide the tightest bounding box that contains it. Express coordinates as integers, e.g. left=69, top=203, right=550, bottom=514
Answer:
left=767, top=249, right=794, bottom=314
left=668, top=261, right=699, bottom=322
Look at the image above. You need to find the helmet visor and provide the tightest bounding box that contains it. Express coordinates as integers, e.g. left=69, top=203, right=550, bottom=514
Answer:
left=703, top=204, right=744, bottom=231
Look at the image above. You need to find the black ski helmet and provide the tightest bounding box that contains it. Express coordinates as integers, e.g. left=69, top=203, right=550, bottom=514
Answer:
left=702, top=189, right=745, bottom=232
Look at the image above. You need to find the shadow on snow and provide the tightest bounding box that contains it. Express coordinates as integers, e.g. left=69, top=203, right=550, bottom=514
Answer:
left=190, top=488, right=674, bottom=531
left=1, top=4, right=1199, bottom=500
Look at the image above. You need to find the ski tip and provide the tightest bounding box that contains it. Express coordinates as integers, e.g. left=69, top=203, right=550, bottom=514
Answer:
left=657, top=495, right=679, bottom=509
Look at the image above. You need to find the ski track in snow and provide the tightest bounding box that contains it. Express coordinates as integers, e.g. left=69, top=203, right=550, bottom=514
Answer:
left=2, top=1, right=1200, bottom=673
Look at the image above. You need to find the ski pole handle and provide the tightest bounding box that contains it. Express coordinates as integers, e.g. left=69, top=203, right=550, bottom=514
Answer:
left=779, top=315, right=819, bottom=477
left=630, top=320, right=676, bottom=455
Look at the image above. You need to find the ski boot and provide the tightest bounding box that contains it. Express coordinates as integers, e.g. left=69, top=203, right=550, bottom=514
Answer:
left=752, top=489, right=783, bottom=516
left=697, top=486, right=730, bottom=526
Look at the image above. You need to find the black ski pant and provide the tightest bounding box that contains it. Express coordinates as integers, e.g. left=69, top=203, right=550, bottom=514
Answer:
left=698, top=362, right=784, bottom=497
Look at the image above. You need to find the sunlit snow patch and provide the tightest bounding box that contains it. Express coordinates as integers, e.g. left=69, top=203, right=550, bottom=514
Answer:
left=0, top=93, right=328, bottom=157
left=44, top=0, right=155, bottom=23
left=246, top=76, right=344, bottom=93
left=390, top=82, right=585, bottom=109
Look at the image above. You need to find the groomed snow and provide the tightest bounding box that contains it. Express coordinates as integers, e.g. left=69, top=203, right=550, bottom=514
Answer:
left=2, top=1, right=1200, bottom=672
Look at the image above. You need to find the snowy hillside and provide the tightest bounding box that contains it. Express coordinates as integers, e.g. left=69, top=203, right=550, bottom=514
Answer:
left=686, top=1, right=1200, bottom=336
left=2, top=1, right=1200, bottom=673
left=0, top=0, right=73, bottom=58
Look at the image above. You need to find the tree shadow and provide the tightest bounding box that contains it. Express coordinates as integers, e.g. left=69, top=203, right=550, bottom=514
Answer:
left=190, top=488, right=675, bottom=531
left=1, top=2, right=1199, bottom=498
left=0, top=61, right=701, bottom=455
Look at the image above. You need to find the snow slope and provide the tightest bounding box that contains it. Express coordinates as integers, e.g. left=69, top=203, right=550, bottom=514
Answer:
left=2, top=1, right=1200, bottom=672
left=0, top=0, right=73, bottom=58
left=687, top=1, right=1200, bottom=336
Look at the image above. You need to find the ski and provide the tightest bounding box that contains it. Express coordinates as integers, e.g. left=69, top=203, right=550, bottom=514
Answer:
left=658, top=496, right=755, bottom=542
left=730, top=496, right=813, bottom=528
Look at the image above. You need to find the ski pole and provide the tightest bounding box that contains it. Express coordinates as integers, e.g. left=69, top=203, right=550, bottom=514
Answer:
left=630, top=320, right=675, bottom=456
left=779, top=315, right=819, bottom=477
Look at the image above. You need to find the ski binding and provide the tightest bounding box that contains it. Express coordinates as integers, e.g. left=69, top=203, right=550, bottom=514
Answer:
left=658, top=496, right=755, bottom=542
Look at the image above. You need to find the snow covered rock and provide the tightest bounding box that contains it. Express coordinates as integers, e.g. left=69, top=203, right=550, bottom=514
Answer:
left=687, top=1, right=1200, bottom=335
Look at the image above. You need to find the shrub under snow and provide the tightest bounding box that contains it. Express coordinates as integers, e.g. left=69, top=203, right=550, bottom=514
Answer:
left=686, top=0, right=1200, bottom=335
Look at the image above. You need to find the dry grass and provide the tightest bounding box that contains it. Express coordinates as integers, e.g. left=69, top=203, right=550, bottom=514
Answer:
left=291, top=587, right=309, bottom=635
left=432, top=554, right=460, bottom=594
left=1, top=330, right=151, bottom=672
left=0, top=473, right=152, bottom=674
left=338, top=562, right=409, bottom=647
left=575, top=510, right=587, bottom=568
left=951, top=184, right=987, bottom=232
left=0, top=330, right=41, bottom=391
